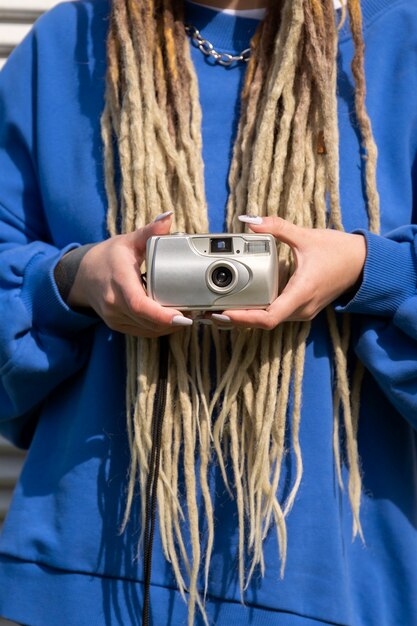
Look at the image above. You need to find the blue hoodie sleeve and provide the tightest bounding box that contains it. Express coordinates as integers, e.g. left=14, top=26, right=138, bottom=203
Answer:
left=336, top=226, right=417, bottom=428
left=0, top=22, right=99, bottom=447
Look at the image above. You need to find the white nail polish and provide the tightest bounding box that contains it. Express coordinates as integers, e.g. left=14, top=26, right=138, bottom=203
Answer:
left=212, top=314, right=231, bottom=322
left=172, top=315, right=193, bottom=326
left=154, top=211, right=174, bottom=223
left=238, top=215, right=263, bottom=225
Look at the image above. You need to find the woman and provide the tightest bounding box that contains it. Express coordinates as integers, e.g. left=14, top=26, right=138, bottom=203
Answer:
left=0, top=0, right=416, bottom=624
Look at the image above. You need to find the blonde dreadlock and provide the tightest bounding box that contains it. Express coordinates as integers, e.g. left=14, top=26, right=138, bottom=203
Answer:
left=101, top=0, right=380, bottom=622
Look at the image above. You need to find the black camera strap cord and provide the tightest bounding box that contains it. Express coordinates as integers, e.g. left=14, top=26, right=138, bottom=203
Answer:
left=142, top=335, right=170, bottom=626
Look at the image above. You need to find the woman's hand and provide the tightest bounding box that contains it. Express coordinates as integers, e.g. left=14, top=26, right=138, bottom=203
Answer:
left=60, top=212, right=192, bottom=338
left=210, top=216, right=367, bottom=330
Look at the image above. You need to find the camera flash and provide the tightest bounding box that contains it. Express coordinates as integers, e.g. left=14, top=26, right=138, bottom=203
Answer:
left=245, top=241, right=269, bottom=254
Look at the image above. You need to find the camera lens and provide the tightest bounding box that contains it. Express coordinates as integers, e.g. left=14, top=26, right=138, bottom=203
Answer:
left=211, top=266, right=233, bottom=288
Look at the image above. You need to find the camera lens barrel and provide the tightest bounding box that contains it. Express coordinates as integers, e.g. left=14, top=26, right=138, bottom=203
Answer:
left=206, top=260, right=238, bottom=294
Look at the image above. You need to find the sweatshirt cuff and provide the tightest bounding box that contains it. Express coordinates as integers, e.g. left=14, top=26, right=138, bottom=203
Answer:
left=20, top=244, right=100, bottom=336
left=335, top=230, right=417, bottom=317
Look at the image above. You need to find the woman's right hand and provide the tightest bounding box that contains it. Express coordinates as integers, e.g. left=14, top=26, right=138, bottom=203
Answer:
left=60, top=212, right=192, bottom=338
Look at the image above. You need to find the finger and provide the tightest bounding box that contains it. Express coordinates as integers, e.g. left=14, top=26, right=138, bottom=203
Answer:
left=111, top=262, right=191, bottom=329
left=124, top=309, right=191, bottom=333
left=117, top=312, right=166, bottom=333
left=107, top=315, right=173, bottom=334
left=221, top=283, right=304, bottom=330
left=117, top=323, right=184, bottom=339
left=124, top=284, right=192, bottom=329
left=105, top=302, right=189, bottom=334
left=129, top=211, right=174, bottom=258
left=100, top=263, right=192, bottom=331
left=238, top=215, right=306, bottom=249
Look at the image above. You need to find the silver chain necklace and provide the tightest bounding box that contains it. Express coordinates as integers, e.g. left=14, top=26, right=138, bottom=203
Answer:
left=184, top=23, right=251, bottom=66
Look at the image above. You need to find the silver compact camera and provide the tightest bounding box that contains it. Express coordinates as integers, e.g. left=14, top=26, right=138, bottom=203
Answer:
left=146, top=233, right=278, bottom=311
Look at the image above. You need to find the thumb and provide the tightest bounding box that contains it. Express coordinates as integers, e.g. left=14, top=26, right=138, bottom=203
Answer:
left=238, top=215, right=305, bottom=248
left=131, top=211, right=174, bottom=257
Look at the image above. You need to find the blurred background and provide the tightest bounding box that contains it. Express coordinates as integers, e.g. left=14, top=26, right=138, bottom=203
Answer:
left=0, top=0, right=58, bottom=67
left=0, top=2, right=60, bottom=622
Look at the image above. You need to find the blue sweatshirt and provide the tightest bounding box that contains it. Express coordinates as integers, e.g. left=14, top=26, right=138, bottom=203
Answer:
left=0, top=1, right=417, bottom=625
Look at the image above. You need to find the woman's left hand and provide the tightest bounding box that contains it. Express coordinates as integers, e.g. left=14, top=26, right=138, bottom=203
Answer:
left=210, top=216, right=367, bottom=330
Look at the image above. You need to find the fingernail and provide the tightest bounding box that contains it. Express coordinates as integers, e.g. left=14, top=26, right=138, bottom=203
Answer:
left=154, top=211, right=174, bottom=223
left=238, top=215, right=263, bottom=225
left=212, top=314, right=231, bottom=322
left=172, top=315, right=193, bottom=326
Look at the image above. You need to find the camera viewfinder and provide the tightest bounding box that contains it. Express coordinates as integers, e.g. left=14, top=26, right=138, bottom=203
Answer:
left=210, top=237, right=233, bottom=254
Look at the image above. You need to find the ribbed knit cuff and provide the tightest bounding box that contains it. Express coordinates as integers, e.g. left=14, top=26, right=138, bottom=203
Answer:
left=335, top=230, right=417, bottom=317
left=20, top=244, right=100, bottom=336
